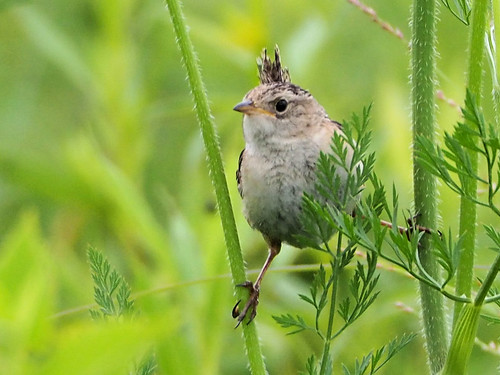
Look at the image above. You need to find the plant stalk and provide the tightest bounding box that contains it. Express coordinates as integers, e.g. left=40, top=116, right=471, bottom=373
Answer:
left=475, top=254, right=500, bottom=306
left=319, top=234, right=343, bottom=375
left=411, top=0, right=448, bottom=372
left=491, top=0, right=500, bottom=127
left=453, top=0, right=488, bottom=326
left=444, top=1, right=488, bottom=373
left=442, top=303, right=481, bottom=375
left=164, top=1, right=267, bottom=374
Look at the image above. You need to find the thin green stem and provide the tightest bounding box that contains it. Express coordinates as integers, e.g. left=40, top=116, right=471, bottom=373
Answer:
left=164, top=1, right=266, bottom=374
left=491, top=0, right=500, bottom=126
left=319, top=233, right=343, bottom=375
left=475, top=254, right=500, bottom=306
left=485, top=293, right=500, bottom=303
left=411, top=0, right=448, bottom=372
left=453, top=0, right=488, bottom=326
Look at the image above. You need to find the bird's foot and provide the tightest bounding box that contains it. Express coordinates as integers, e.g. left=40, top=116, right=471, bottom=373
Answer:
left=232, top=281, right=260, bottom=328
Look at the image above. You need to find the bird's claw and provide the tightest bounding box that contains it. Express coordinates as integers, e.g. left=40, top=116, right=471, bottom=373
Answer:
left=232, top=281, right=260, bottom=328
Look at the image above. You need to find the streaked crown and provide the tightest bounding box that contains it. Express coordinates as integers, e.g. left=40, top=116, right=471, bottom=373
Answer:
left=257, top=46, right=291, bottom=85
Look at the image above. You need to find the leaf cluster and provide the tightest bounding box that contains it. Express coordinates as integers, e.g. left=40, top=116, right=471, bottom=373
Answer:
left=273, top=249, right=379, bottom=340
left=440, top=0, right=471, bottom=25
left=302, top=355, right=332, bottom=375
left=416, top=90, right=500, bottom=218
left=341, top=333, right=417, bottom=375
left=88, top=246, right=135, bottom=320
left=312, top=148, right=467, bottom=302
left=310, top=92, right=500, bottom=305
left=297, top=106, right=376, bottom=251
left=338, top=253, right=380, bottom=332
left=133, top=354, right=158, bottom=375
left=87, top=247, right=157, bottom=375
left=276, top=107, right=415, bottom=374
left=319, top=105, right=376, bottom=211
left=415, top=90, right=500, bottom=300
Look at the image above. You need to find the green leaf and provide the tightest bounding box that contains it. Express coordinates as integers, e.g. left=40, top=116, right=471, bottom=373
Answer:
left=272, top=313, right=313, bottom=335
left=484, top=224, right=500, bottom=253
left=135, top=353, right=157, bottom=375
left=337, top=255, right=380, bottom=328
left=342, top=333, right=417, bottom=375
left=87, top=247, right=135, bottom=320
left=415, top=135, right=462, bottom=193
left=302, top=355, right=319, bottom=375
left=432, top=229, right=463, bottom=285
left=480, top=314, right=500, bottom=324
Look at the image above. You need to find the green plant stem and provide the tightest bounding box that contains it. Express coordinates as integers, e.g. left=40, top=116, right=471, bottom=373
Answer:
left=411, top=0, right=448, bottom=372
left=475, top=254, right=500, bottom=306
left=492, top=0, right=500, bottom=127
left=442, top=254, right=500, bottom=375
left=319, top=234, right=342, bottom=375
left=164, top=1, right=266, bottom=374
left=442, top=240, right=500, bottom=375
left=442, top=303, right=481, bottom=375
left=453, top=0, right=488, bottom=326
left=444, top=2, right=488, bottom=373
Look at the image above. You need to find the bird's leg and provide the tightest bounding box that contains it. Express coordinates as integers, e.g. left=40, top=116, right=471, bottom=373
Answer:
left=232, top=241, right=281, bottom=327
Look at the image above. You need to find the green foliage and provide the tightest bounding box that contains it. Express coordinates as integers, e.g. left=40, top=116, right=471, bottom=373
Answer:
left=432, top=229, right=463, bottom=286
left=440, top=0, right=471, bottom=25
left=134, top=355, right=158, bottom=375
left=274, top=252, right=380, bottom=340
left=338, top=254, right=380, bottom=330
left=416, top=89, right=500, bottom=295
left=319, top=90, right=500, bottom=308
left=0, top=213, right=54, bottom=375
left=88, top=247, right=135, bottom=320
left=2, top=0, right=500, bottom=373
left=324, top=175, right=472, bottom=303
left=342, top=333, right=417, bottom=375
left=87, top=247, right=157, bottom=375
left=416, top=90, right=500, bottom=214
left=301, top=355, right=332, bottom=375
left=416, top=86, right=500, bottom=372
left=273, top=108, right=415, bottom=374
left=294, top=64, right=500, bottom=374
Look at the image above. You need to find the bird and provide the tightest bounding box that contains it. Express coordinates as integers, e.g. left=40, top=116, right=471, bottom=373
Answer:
left=232, top=47, right=354, bottom=326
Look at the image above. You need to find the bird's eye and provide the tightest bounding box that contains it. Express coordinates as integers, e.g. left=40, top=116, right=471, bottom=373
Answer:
left=275, top=99, right=288, bottom=113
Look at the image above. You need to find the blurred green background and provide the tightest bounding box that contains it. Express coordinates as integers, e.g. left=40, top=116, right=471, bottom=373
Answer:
left=1, top=0, right=499, bottom=373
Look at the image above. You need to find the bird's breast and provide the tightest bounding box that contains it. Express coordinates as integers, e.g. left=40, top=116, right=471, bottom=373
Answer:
left=240, top=141, right=320, bottom=246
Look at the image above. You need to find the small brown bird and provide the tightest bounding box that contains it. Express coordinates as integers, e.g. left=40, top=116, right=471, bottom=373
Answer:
left=232, top=47, right=353, bottom=326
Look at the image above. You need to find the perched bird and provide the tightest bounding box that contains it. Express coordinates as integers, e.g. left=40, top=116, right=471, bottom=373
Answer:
left=232, top=47, right=353, bottom=326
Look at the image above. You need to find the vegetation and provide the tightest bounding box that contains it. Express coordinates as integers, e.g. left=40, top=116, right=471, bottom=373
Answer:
left=1, top=0, right=500, bottom=374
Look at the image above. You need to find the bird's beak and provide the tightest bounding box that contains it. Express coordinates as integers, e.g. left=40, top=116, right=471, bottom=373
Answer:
left=233, top=100, right=275, bottom=117
left=233, top=100, right=254, bottom=114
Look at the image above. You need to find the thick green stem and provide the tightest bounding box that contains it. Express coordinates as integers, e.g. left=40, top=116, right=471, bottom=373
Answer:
left=453, top=0, right=488, bottom=326
left=411, top=0, right=448, bottom=372
left=491, top=0, right=500, bottom=127
left=442, top=303, right=481, bottom=375
left=442, top=254, right=500, bottom=375
left=164, top=1, right=267, bottom=374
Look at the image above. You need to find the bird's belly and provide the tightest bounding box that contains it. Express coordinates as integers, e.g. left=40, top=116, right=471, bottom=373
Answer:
left=241, top=152, right=317, bottom=247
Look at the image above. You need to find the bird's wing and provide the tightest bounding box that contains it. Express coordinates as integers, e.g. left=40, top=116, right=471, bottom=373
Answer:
left=236, top=148, right=245, bottom=198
